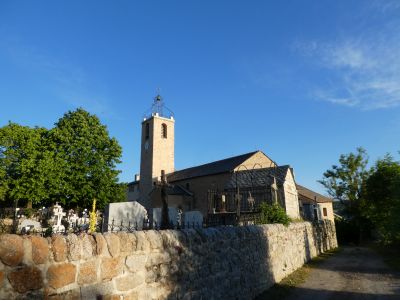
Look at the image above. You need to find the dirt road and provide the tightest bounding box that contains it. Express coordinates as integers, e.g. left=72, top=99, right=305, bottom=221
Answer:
left=285, top=247, right=400, bottom=300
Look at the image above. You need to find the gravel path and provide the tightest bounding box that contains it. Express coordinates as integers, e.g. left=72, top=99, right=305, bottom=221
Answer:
left=285, top=247, right=400, bottom=300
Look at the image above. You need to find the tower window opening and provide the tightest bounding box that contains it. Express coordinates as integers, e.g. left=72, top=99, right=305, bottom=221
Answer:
left=145, top=123, right=150, bottom=140
left=161, top=123, right=167, bottom=138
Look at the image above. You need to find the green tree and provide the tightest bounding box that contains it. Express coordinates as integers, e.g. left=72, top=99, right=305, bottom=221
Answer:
left=51, top=108, right=125, bottom=209
left=0, top=162, right=8, bottom=201
left=0, top=123, right=55, bottom=207
left=319, top=147, right=369, bottom=213
left=318, top=147, right=371, bottom=242
left=364, top=155, right=400, bottom=245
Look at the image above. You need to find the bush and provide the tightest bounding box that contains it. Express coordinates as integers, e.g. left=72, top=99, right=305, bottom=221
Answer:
left=258, top=203, right=291, bottom=226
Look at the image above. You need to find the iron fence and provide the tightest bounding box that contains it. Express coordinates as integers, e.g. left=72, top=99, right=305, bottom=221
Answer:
left=207, top=187, right=277, bottom=214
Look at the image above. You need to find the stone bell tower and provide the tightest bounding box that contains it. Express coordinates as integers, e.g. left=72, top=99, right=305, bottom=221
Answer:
left=139, top=93, right=175, bottom=209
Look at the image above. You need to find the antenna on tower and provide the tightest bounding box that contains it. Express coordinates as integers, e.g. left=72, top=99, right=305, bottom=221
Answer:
left=143, top=89, right=174, bottom=120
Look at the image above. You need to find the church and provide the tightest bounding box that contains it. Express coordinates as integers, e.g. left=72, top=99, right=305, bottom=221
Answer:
left=127, top=94, right=333, bottom=225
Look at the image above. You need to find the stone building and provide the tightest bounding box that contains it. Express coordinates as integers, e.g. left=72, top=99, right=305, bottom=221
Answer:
left=297, top=184, right=334, bottom=222
left=127, top=94, right=303, bottom=223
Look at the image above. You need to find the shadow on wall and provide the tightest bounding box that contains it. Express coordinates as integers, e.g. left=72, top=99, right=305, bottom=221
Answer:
left=73, top=223, right=334, bottom=299
left=153, top=226, right=275, bottom=300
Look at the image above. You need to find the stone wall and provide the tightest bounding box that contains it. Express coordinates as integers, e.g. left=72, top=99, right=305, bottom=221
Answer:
left=0, top=221, right=337, bottom=300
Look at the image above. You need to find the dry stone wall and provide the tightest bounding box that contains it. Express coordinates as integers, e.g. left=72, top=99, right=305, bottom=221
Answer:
left=0, top=221, right=337, bottom=300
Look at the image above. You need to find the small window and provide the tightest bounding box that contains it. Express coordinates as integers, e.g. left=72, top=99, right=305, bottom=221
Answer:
left=323, top=207, right=327, bottom=217
left=186, top=182, right=190, bottom=190
left=161, top=123, right=167, bottom=138
left=145, top=123, right=150, bottom=139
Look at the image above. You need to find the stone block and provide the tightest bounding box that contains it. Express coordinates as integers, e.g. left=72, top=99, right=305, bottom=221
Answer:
left=137, top=283, right=162, bottom=300
left=125, top=254, right=147, bottom=273
left=80, top=281, right=114, bottom=299
left=66, top=234, right=81, bottom=261
left=146, top=252, right=171, bottom=267
left=8, top=266, right=43, bottom=293
left=145, top=230, right=163, bottom=249
left=78, top=260, right=97, bottom=285
left=115, top=273, right=145, bottom=291
left=47, top=263, right=76, bottom=289
left=134, top=231, right=150, bottom=251
left=124, top=290, right=138, bottom=300
left=145, top=267, right=158, bottom=283
left=31, top=236, right=49, bottom=264
left=117, top=232, right=136, bottom=253
left=104, top=233, right=120, bottom=257
left=52, top=235, right=67, bottom=262
left=160, top=264, right=170, bottom=277
left=93, top=233, right=109, bottom=256
left=0, top=234, right=24, bottom=266
left=46, top=288, right=80, bottom=300
left=101, top=257, right=123, bottom=281
left=80, top=234, right=95, bottom=259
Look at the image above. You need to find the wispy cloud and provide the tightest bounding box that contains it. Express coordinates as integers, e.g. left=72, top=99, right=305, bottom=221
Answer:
left=295, top=3, right=400, bottom=110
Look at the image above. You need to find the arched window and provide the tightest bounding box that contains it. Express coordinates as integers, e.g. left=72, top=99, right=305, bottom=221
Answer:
left=161, top=123, right=167, bottom=138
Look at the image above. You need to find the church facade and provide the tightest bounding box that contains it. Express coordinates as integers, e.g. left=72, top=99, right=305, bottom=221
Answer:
left=127, top=94, right=308, bottom=223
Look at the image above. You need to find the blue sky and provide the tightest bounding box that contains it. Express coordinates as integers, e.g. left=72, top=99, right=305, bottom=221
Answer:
left=1, top=1, right=400, bottom=194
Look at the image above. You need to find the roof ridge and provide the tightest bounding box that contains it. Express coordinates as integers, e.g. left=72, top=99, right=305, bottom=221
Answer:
left=168, top=150, right=259, bottom=175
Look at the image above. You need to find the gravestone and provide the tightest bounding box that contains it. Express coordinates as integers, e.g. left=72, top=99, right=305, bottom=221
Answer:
left=67, top=209, right=79, bottom=229
left=103, top=201, right=148, bottom=232
left=51, top=203, right=66, bottom=233
left=19, top=219, right=42, bottom=234
left=183, top=211, right=203, bottom=227
left=152, top=207, right=178, bottom=228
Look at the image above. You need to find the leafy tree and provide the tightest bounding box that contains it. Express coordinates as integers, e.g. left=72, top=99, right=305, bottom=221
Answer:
left=0, top=123, right=56, bottom=207
left=318, top=147, right=369, bottom=214
left=364, top=155, right=400, bottom=245
left=258, top=203, right=290, bottom=226
left=50, top=108, right=125, bottom=209
left=0, top=162, right=7, bottom=201
left=319, top=147, right=371, bottom=242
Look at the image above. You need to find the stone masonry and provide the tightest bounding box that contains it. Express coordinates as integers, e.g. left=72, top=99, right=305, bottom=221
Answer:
left=0, top=221, right=337, bottom=299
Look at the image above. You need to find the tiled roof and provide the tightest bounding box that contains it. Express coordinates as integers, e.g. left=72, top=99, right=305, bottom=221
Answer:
left=297, top=184, right=332, bottom=203
left=149, top=184, right=193, bottom=196
left=167, top=151, right=260, bottom=182
left=224, top=166, right=290, bottom=189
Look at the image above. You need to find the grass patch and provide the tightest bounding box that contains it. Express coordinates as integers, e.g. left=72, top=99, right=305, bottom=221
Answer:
left=255, top=248, right=340, bottom=300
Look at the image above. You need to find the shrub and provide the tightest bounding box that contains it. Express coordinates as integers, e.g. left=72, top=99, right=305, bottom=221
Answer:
left=258, top=203, right=291, bottom=226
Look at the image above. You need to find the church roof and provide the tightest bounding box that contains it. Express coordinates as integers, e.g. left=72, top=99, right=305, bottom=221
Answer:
left=166, top=184, right=193, bottom=196
left=224, top=166, right=291, bottom=189
left=167, top=151, right=260, bottom=182
left=297, top=184, right=332, bottom=203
